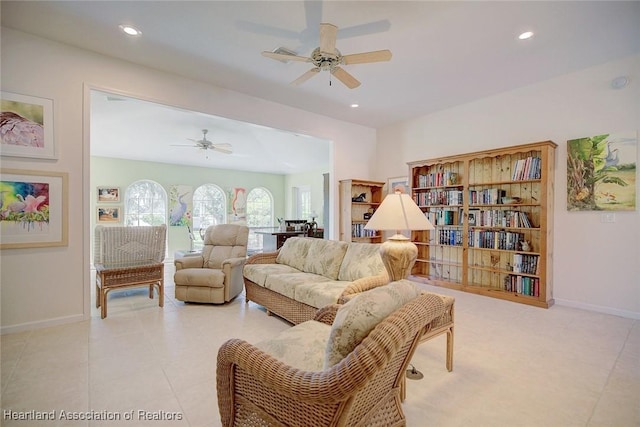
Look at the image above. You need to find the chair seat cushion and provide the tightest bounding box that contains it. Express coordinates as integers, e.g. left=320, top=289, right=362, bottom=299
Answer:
left=255, top=320, right=330, bottom=371
left=174, top=268, right=225, bottom=288
left=243, top=264, right=301, bottom=286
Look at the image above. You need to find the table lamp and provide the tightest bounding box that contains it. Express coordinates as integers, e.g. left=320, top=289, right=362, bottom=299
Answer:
left=364, top=189, right=434, bottom=281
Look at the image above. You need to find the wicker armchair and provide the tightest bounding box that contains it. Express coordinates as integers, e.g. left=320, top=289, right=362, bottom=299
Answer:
left=217, top=284, right=445, bottom=426
left=174, top=224, right=249, bottom=303
left=94, top=224, right=167, bottom=318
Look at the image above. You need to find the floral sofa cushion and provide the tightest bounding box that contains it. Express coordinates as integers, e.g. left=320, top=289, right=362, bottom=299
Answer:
left=337, top=242, right=385, bottom=281
left=275, top=237, right=314, bottom=271
left=265, top=272, right=330, bottom=299
left=243, top=263, right=301, bottom=287
left=324, top=280, right=421, bottom=368
left=294, top=281, right=352, bottom=309
left=255, top=320, right=330, bottom=371
left=303, top=239, right=349, bottom=280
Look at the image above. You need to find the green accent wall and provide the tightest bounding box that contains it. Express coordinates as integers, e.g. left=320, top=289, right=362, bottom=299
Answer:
left=91, top=156, right=287, bottom=256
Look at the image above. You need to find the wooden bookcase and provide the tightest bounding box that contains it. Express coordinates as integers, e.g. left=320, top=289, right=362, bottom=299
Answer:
left=339, top=179, right=385, bottom=243
left=408, top=141, right=557, bottom=308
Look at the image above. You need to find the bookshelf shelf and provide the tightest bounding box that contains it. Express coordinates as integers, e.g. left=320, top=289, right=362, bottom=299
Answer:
left=339, top=179, right=385, bottom=243
left=408, top=140, right=557, bottom=308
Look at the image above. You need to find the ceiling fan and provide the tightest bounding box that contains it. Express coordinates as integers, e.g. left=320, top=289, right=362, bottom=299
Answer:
left=171, top=129, right=232, bottom=154
left=262, top=22, right=392, bottom=89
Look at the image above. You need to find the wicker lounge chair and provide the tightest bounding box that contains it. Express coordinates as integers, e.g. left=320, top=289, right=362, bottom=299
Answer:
left=217, top=282, right=445, bottom=426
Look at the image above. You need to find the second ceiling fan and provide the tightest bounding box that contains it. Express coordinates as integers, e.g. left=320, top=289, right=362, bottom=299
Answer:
left=262, top=23, right=392, bottom=89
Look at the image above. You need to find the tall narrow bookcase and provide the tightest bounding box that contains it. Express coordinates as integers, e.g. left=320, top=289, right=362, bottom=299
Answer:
left=408, top=141, right=557, bottom=308
left=339, top=179, right=385, bottom=243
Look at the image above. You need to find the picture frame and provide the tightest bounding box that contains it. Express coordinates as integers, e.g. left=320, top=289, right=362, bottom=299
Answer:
left=468, top=210, right=478, bottom=226
left=387, top=176, right=408, bottom=194
left=1, top=91, right=55, bottom=159
left=97, top=186, right=120, bottom=203
left=97, top=206, right=121, bottom=223
left=0, top=169, right=68, bottom=248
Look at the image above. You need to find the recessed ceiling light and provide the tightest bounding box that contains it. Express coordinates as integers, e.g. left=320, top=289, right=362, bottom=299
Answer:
left=518, top=31, right=534, bottom=40
left=350, top=103, right=359, bottom=108
left=119, top=24, right=142, bottom=36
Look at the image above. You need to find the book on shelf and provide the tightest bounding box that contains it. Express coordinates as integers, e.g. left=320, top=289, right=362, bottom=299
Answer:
left=414, top=190, right=463, bottom=206
left=512, top=156, right=541, bottom=181
left=469, top=188, right=506, bottom=205
left=468, top=229, right=523, bottom=250
left=505, top=274, right=540, bottom=297
left=351, top=223, right=376, bottom=238
left=417, top=171, right=460, bottom=187
left=512, top=253, right=539, bottom=274
left=473, top=209, right=534, bottom=228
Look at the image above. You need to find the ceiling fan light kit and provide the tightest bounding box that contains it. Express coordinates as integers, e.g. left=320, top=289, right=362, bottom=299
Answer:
left=262, top=22, right=392, bottom=89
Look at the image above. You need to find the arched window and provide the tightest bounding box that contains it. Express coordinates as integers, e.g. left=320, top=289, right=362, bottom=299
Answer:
left=192, top=184, right=226, bottom=249
left=124, top=180, right=167, bottom=226
left=246, top=187, right=274, bottom=253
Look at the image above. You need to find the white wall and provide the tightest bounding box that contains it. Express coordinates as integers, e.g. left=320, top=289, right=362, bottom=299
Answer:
left=0, top=28, right=377, bottom=333
left=377, top=54, right=640, bottom=318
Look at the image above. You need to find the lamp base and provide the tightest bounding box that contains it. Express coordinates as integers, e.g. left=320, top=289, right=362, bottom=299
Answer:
left=379, top=235, right=418, bottom=281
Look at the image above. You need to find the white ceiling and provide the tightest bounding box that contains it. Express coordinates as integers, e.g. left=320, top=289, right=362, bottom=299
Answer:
left=3, top=1, right=640, bottom=173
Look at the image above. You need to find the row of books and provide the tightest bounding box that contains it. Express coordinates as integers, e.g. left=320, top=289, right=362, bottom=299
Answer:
left=505, top=275, right=540, bottom=297
left=416, top=171, right=459, bottom=188
left=470, top=209, right=533, bottom=228
left=512, top=253, right=539, bottom=274
left=469, top=188, right=506, bottom=205
left=468, top=230, right=524, bottom=250
left=414, top=190, right=463, bottom=206
left=351, top=224, right=376, bottom=238
left=436, top=229, right=464, bottom=246
left=512, top=156, right=541, bottom=181
left=426, top=209, right=462, bottom=226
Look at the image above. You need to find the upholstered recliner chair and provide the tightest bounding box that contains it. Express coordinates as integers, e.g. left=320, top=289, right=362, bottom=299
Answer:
left=217, top=280, right=445, bottom=426
left=174, top=224, right=249, bottom=303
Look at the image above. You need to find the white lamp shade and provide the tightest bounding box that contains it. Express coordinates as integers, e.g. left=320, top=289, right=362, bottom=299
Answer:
left=364, top=191, right=434, bottom=232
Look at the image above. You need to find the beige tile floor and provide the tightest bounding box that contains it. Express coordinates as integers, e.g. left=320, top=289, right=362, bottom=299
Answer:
left=1, top=264, right=638, bottom=426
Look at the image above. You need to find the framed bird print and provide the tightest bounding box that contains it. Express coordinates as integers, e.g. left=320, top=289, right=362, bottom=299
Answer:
left=168, top=185, right=193, bottom=226
left=0, top=169, right=68, bottom=248
left=1, top=91, right=56, bottom=159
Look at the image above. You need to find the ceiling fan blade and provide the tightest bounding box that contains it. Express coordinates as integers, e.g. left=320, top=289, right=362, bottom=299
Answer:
left=291, top=68, right=320, bottom=86
left=212, top=145, right=233, bottom=154
left=342, top=50, right=392, bottom=65
left=261, top=51, right=311, bottom=62
left=331, top=67, right=361, bottom=89
left=319, top=23, right=338, bottom=54
left=338, top=20, right=391, bottom=39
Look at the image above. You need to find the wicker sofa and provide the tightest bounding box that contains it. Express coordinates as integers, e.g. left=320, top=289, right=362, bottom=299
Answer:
left=243, top=236, right=389, bottom=324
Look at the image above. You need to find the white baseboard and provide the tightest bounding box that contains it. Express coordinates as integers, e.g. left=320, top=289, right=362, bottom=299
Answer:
left=1, top=313, right=86, bottom=335
left=554, top=298, right=640, bottom=320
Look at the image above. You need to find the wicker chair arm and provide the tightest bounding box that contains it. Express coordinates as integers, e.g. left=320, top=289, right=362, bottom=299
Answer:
left=313, top=304, right=340, bottom=325
left=245, top=251, right=279, bottom=265
left=174, top=256, right=204, bottom=270
left=338, top=272, right=390, bottom=303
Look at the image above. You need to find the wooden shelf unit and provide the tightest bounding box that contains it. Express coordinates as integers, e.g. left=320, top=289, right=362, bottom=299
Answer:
left=339, top=179, right=385, bottom=242
left=408, top=141, right=557, bottom=308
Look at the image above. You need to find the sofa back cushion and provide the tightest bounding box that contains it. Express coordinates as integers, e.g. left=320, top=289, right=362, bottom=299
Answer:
left=324, top=280, right=421, bottom=368
left=337, top=242, right=386, bottom=281
left=303, top=239, right=349, bottom=280
left=276, top=237, right=313, bottom=271
left=203, top=224, right=249, bottom=269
